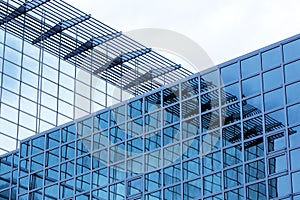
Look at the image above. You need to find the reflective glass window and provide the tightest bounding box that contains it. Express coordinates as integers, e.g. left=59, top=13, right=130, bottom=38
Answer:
left=268, top=154, right=287, bottom=174
left=203, top=151, right=221, bottom=174
left=164, top=104, right=180, bottom=125
left=285, top=60, right=300, bottom=83
left=263, top=67, right=283, bottom=91
left=222, top=123, right=241, bottom=146
left=182, top=137, right=200, bottom=159
left=242, top=75, right=261, bottom=97
left=245, top=159, right=265, bottom=183
left=182, top=97, right=199, bottom=119
left=163, top=123, right=180, bottom=146
left=225, top=188, right=244, bottom=200
left=289, top=125, right=300, bottom=148
left=163, top=143, right=180, bottom=166
left=288, top=103, right=300, bottom=125
left=183, top=179, right=202, bottom=199
left=223, top=144, right=242, bottom=167
left=290, top=148, right=300, bottom=170
left=145, top=170, right=161, bottom=192
left=264, top=88, right=284, bottom=111
left=262, top=47, right=281, bottom=70
left=243, top=116, right=263, bottom=139
left=221, top=82, right=240, bottom=105
left=110, top=105, right=125, bottom=126
left=201, top=89, right=219, bottom=112
left=292, top=171, right=300, bottom=193
left=110, top=124, right=125, bottom=144
left=182, top=76, right=199, bottom=99
left=201, top=70, right=219, bottom=92
left=163, top=164, right=181, bottom=186
left=144, top=131, right=161, bottom=152
left=4, top=47, right=21, bottom=65
left=202, top=110, right=220, bottom=133
left=203, top=172, right=222, bottom=195
left=145, top=92, right=161, bottom=113
left=265, top=109, right=285, bottom=132
left=163, top=84, right=179, bottom=106
left=128, top=98, right=142, bottom=119
left=224, top=166, right=243, bottom=189
left=267, top=132, right=285, bottom=153
left=246, top=182, right=266, bottom=200
left=164, top=184, right=181, bottom=200
left=268, top=175, right=290, bottom=199
left=92, top=168, right=107, bottom=188
left=145, top=110, right=161, bottom=132
left=22, top=55, right=39, bottom=74
left=241, top=55, right=260, bottom=78
left=220, top=63, right=239, bottom=85
left=127, top=137, right=143, bottom=158
left=244, top=137, right=264, bottom=161
left=3, top=61, right=20, bottom=79
left=286, top=81, right=300, bottom=104
left=128, top=118, right=143, bottom=138
left=202, top=130, right=220, bottom=153
left=94, top=112, right=109, bottom=131
left=23, top=41, right=40, bottom=59
left=109, top=143, right=125, bottom=163
left=183, top=157, right=201, bottom=180
left=283, top=38, right=300, bottom=62
left=242, top=95, right=262, bottom=119
left=128, top=178, right=142, bottom=196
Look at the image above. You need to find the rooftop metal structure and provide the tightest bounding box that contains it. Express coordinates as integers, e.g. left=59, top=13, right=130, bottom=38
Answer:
left=0, top=0, right=192, bottom=95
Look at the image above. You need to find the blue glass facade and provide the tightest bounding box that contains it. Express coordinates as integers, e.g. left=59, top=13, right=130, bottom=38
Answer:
left=1, top=32, right=300, bottom=199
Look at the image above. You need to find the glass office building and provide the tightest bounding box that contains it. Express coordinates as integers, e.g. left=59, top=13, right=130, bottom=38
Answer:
left=0, top=0, right=191, bottom=153
left=1, top=0, right=300, bottom=200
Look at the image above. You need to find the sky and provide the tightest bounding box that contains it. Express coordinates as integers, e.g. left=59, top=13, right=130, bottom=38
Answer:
left=65, top=0, right=300, bottom=70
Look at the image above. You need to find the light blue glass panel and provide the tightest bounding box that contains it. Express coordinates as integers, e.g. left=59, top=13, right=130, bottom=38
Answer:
left=242, top=75, right=261, bottom=97
left=21, top=68, right=38, bottom=88
left=283, top=39, right=300, bottom=62
left=292, top=171, right=300, bottom=193
left=262, top=47, right=281, bottom=70
left=268, top=154, right=287, bottom=174
left=5, top=32, right=22, bottom=51
left=3, top=61, right=20, bottom=79
left=264, top=88, right=284, bottom=111
left=286, top=81, right=300, bottom=104
left=241, top=55, right=260, bottom=78
left=43, top=51, right=58, bottom=69
left=183, top=179, right=202, bottom=199
left=285, top=60, right=300, bottom=83
left=221, top=63, right=239, bottom=85
left=290, top=148, right=300, bottom=170
left=265, top=109, right=285, bottom=132
left=263, top=67, right=283, bottom=91
left=289, top=125, right=300, bottom=148
left=2, top=74, right=19, bottom=92
left=23, top=41, right=40, bottom=59
left=268, top=175, right=290, bottom=199
left=4, top=47, right=21, bottom=65
left=288, top=103, right=300, bottom=125
left=203, top=172, right=222, bottom=195
left=22, top=55, right=39, bottom=74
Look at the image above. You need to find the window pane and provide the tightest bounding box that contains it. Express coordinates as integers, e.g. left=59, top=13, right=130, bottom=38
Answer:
left=244, top=137, right=264, bottom=161
left=242, top=75, right=261, bottom=97
left=264, top=88, right=284, bottom=111
left=292, top=171, right=300, bottom=193
left=285, top=60, right=300, bottom=83
left=268, top=154, right=287, bottom=174
left=290, top=148, right=300, bottom=170
left=262, top=47, right=281, bottom=70
left=245, top=159, right=265, bottom=183
left=267, top=132, right=285, bottom=152
left=201, top=70, right=219, bottom=92
left=288, top=103, right=300, bottom=125
left=241, top=55, right=260, bottom=78
left=268, top=175, right=290, bottom=199
left=286, top=81, right=300, bottom=104
left=288, top=125, right=300, bottom=148
left=265, top=109, right=285, bottom=132
left=263, top=67, right=283, bottom=91
left=283, top=38, right=300, bottom=62
left=224, top=166, right=243, bottom=189
left=221, top=63, right=239, bottom=85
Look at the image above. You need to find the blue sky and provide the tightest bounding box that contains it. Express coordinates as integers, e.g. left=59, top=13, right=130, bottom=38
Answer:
left=65, top=0, right=300, bottom=68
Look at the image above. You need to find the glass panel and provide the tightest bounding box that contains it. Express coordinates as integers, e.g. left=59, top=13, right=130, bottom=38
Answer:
left=3, top=61, right=21, bottom=79
left=283, top=38, right=300, bottom=62
left=163, top=84, right=179, bottom=106
left=245, top=159, right=265, bottom=183
left=220, top=63, right=239, bottom=85
left=110, top=105, right=125, bottom=126
left=128, top=98, right=142, bottom=119
left=223, top=144, right=242, bottom=167
left=182, top=76, right=199, bottom=99
left=127, top=137, right=143, bottom=158
left=290, top=148, right=300, bottom=170
left=183, top=179, right=202, bottom=199
left=221, top=82, right=240, bottom=105
left=182, top=97, right=199, bottom=119
left=182, top=117, right=200, bottom=139
left=163, top=164, right=181, bottom=186
left=224, top=166, right=243, bottom=189
left=164, top=104, right=180, bottom=125
left=183, top=158, right=201, bottom=180
left=203, top=151, right=221, bottom=174
left=287, top=103, right=300, bottom=125
left=241, top=55, right=260, bottom=78
left=92, top=168, right=107, bottom=188
left=202, top=130, right=220, bottom=154
left=145, top=92, right=161, bottom=113
left=262, top=47, right=281, bottom=70
left=288, top=125, right=300, bottom=148
left=246, top=182, right=266, bottom=200
left=164, top=184, right=181, bottom=200
left=242, top=95, right=262, bottom=119
left=268, top=154, right=287, bottom=174
left=110, top=124, right=125, bottom=144
left=182, top=137, right=200, bottom=159
left=145, top=170, right=161, bottom=192
left=145, top=110, right=161, bottom=132
left=202, top=110, right=220, bottom=133
left=225, top=188, right=244, bottom=200
left=94, top=111, right=109, bottom=131
left=285, top=60, right=300, bottom=83
left=263, top=67, right=283, bottom=91
left=128, top=178, right=142, bottom=196
left=286, top=81, right=300, bottom=104
left=244, top=137, right=264, bottom=161
left=201, top=89, right=219, bottom=112
left=144, top=131, right=161, bottom=152
left=242, top=75, right=261, bottom=97
left=163, top=123, right=180, bottom=146
left=243, top=116, right=263, bottom=140
left=201, top=70, right=219, bottom=92
left=203, top=172, right=222, bottom=195
left=268, top=175, right=290, bottom=199
left=222, top=123, right=241, bottom=146
left=265, top=109, right=285, bottom=132
left=264, top=88, right=284, bottom=111
left=292, top=171, right=300, bottom=193
left=4, top=47, right=21, bottom=65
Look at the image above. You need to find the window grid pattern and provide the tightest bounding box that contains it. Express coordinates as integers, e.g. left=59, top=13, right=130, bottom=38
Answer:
left=1, top=22, right=300, bottom=200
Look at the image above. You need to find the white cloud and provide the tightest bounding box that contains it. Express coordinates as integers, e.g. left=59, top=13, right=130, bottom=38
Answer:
left=65, top=0, right=300, bottom=66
